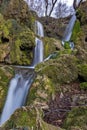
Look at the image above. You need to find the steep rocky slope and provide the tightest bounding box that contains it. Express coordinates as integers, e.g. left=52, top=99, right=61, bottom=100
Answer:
left=0, top=0, right=87, bottom=130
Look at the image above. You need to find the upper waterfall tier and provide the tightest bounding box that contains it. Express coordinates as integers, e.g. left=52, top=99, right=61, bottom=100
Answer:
left=35, top=21, right=44, bottom=37
left=62, top=15, right=76, bottom=42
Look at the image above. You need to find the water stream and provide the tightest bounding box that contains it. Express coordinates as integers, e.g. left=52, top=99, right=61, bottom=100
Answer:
left=0, top=21, right=44, bottom=126
left=62, top=14, right=76, bottom=49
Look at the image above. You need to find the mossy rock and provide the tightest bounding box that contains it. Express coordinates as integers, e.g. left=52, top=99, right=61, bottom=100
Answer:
left=3, top=106, right=62, bottom=130
left=63, top=107, right=87, bottom=130
left=71, top=1, right=87, bottom=50
left=0, top=13, right=11, bottom=62
left=36, top=54, right=78, bottom=84
left=43, top=37, right=63, bottom=58
left=9, top=28, right=35, bottom=65
left=73, top=25, right=87, bottom=50
left=80, top=82, right=87, bottom=90
left=76, top=1, right=87, bottom=26
left=0, top=0, right=36, bottom=31
left=0, top=65, right=14, bottom=113
left=0, top=13, right=35, bottom=65
left=26, top=75, right=55, bottom=107
left=71, top=20, right=81, bottom=43
left=26, top=55, right=78, bottom=111
left=75, top=46, right=87, bottom=64
left=78, top=64, right=87, bottom=82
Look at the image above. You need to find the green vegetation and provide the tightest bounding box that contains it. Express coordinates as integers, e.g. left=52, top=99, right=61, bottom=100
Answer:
left=0, top=65, right=14, bottom=113
left=63, top=107, right=87, bottom=130
left=43, top=37, right=62, bottom=58
left=71, top=20, right=81, bottom=43
left=64, top=41, right=71, bottom=49
left=78, top=64, right=87, bottom=81
left=80, top=82, right=87, bottom=90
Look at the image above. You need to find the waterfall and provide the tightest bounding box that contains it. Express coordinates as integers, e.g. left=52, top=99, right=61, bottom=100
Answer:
left=33, top=21, right=44, bottom=66
left=63, top=15, right=76, bottom=42
left=0, top=21, right=44, bottom=126
left=0, top=71, right=34, bottom=125
left=33, top=38, right=43, bottom=65
left=35, top=21, right=44, bottom=37
left=62, top=14, right=76, bottom=49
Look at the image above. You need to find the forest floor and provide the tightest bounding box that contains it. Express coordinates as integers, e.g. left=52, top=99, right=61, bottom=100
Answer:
left=43, top=82, right=87, bottom=127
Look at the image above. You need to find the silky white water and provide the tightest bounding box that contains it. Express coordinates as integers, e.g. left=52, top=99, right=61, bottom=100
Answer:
left=62, top=14, right=76, bottom=49
left=62, top=14, right=76, bottom=42
left=0, top=21, right=44, bottom=126
left=33, top=38, right=43, bottom=65
left=35, top=21, right=44, bottom=37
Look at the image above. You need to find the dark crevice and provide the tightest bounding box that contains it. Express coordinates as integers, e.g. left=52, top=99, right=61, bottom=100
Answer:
left=20, top=45, right=33, bottom=51
left=85, top=37, right=87, bottom=42
left=1, top=36, right=9, bottom=43
left=56, top=47, right=59, bottom=50
left=78, top=74, right=85, bottom=82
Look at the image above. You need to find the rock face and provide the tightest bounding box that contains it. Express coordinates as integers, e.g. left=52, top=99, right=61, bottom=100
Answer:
left=0, top=0, right=36, bottom=65
left=39, top=16, right=70, bottom=39
left=0, top=0, right=87, bottom=130
left=71, top=1, right=87, bottom=51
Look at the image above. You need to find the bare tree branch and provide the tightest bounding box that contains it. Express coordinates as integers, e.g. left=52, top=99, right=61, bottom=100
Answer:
left=49, top=0, right=57, bottom=16
left=73, top=0, right=83, bottom=9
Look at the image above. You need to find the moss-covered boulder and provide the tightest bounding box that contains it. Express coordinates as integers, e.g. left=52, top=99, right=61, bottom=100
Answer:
left=9, top=27, right=35, bottom=65
left=0, top=0, right=36, bottom=30
left=0, top=65, right=14, bottom=114
left=26, top=54, right=78, bottom=116
left=43, top=37, right=63, bottom=58
left=36, top=54, right=78, bottom=84
left=0, top=0, right=37, bottom=65
left=71, top=1, right=87, bottom=50
left=75, top=46, right=87, bottom=64
left=63, top=107, right=87, bottom=130
left=78, top=64, right=87, bottom=82
left=3, top=106, right=62, bottom=130
left=26, top=75, right=55, bottom=107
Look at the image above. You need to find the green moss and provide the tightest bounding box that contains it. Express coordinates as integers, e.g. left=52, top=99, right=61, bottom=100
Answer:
left=0, top=65, right=14, bottom=113
left=27, top=75, right=55, bottom=106
left=4, top=107, right=37, bottom=129
left=10, top=28, right=35, bottom=65
left=64, top=42, right=71, bottom=49
left=1, top=0, right=36, bottom=31
left=3, top=106, right=62, bottom=130
left=0, top=13, right=11, bottom=41
left=71, top=20, right=81, bottom=43
left=80, top=82, right=87, bottom=90
left=43, top=37, right=62, bottom=58
left=49, top=49, right=77, bottom=60
left=63, top=107, right=87, bottom=130
left=78, top=64, right=87, bottom=81
left=36, top=55, right=78, bottom=84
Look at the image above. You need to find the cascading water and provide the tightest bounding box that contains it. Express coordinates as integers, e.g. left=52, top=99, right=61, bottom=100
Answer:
left=33, top=38, right=43, bottom=65
left=0, top=21, right=44, bottom=126
left=33, top=21, right=44, bottom=65
left=0, top=71, right=34, bottom=125
left=35, top=21, right=44, bottom=37
left=62, top=14, right=76, bottom=49
left=62, top=15, right=76, bottom=42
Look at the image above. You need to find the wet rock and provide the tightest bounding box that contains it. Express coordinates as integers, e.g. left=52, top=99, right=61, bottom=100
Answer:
left=3, top=105, right=62, bottom=130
